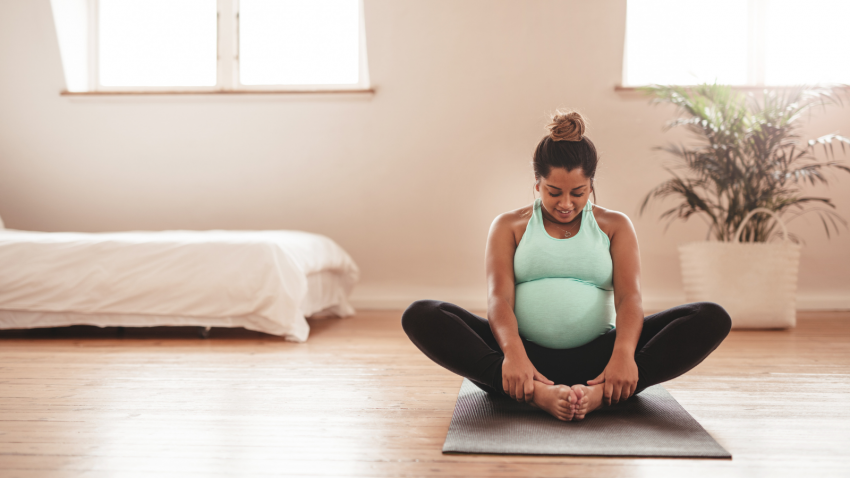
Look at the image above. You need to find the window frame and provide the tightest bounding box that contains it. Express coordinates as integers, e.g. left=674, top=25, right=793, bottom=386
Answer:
left=82, top=0, right=371, bottom=94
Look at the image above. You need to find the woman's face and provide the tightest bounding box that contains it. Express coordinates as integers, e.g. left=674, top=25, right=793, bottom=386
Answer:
left=535, top=167, right=592, bottom=225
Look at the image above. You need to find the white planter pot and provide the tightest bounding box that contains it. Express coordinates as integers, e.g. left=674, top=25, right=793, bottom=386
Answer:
left=678, top=208, right=801, bottom=329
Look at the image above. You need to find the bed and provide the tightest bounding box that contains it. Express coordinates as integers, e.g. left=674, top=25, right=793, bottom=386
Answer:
left=0, top=226, right=359, bottom=342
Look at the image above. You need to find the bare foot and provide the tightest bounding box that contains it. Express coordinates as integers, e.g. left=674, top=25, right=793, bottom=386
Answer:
left=570, top=384, right=604, bottom=420
left=530, top=381, right=576, bottom=421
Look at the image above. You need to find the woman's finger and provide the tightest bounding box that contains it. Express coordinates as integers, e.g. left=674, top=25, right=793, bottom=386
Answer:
left=587, top=372, right=605, bottom=386
left=533, top=370, right=554, bottom=385
left=523, top=379, right=535, bottom=402
left=610, top=383, right=622, bottom=404
left=515, top=381, right=524, bottom=402
left=604, top=381, right=614, bottom=406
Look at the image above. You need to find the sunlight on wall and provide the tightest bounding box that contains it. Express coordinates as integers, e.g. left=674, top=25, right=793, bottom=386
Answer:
left=49, top=0, right=88, bottom=92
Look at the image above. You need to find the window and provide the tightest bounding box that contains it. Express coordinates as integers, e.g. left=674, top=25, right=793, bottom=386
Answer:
left=239, top=0, right=361, bottom=86
left=624, top=0, right=850, bottom=86
left=99, top=0, right=217, bottom=87
left=50, top=0, right=370, bottom=93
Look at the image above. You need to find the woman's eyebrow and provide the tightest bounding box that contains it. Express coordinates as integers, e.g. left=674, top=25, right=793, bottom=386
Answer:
left=571, top=185, right=587, bottom=191
left=546, top=185, right=562, bottom=190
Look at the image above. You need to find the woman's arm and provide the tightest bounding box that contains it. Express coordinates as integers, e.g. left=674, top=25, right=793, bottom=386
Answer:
left=588, top=210, right=644, bottom=405
left=485, top=212, right=553, bottom=403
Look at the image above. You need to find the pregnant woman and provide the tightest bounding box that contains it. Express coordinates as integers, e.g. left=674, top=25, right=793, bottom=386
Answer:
left=402, top=111, right=731, bottom=421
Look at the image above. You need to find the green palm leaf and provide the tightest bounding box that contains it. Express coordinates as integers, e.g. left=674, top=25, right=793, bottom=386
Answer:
left=641, top=83, right=850, bottom=242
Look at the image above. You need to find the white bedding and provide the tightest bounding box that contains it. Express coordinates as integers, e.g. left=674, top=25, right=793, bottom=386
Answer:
left=0, top=229, right=359, bottom=341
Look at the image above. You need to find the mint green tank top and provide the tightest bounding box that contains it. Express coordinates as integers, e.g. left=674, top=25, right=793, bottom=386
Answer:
left=513, top=198, right=615, bottom=349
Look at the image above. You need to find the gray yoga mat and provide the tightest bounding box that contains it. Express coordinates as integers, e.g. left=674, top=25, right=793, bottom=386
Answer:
left=443, top=379, right=731, bottom=458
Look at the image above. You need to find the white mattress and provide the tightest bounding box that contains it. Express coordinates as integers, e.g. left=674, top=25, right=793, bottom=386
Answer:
left=0, top=229, right=360, bottom=341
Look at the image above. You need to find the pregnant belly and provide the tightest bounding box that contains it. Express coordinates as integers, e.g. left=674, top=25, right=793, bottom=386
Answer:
left=514, top=278, right=615, bottom=349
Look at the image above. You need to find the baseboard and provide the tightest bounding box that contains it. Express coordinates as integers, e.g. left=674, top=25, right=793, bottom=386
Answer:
left=642, top=294, right=850, bottom=312
left=349, top=286, right=487, bottom=311
left=349, top=287, right=850, bottom=312
left=795, top=295, right=850, bottom=311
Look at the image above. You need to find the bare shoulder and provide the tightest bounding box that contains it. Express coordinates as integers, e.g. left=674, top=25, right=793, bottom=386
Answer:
left=591, top=204, right=634, bottom=239
left=490, top=204, right=534, bottom=245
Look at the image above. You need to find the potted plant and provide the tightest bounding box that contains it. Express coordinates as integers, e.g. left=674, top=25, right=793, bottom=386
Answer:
left=640, top=83, right=850, bottom=328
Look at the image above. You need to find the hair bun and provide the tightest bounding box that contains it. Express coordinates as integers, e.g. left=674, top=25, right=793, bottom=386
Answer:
left=547, top=110, right=586, bottom=142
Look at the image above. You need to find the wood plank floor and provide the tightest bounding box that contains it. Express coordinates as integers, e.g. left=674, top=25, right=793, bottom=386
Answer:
left=1, top=311, right=849, bottom=477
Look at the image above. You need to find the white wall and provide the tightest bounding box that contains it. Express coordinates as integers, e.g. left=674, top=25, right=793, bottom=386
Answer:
left=0, top=0, right=848, bottom=311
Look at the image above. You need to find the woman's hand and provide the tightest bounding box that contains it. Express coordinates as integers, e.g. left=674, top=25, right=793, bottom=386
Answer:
left=502, top=351, right=553, bottom=403
left=587, top=350, right=639, bottom=405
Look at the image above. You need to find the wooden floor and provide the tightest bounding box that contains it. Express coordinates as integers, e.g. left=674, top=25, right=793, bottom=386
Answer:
left=1, top=311, right=849, bottom=478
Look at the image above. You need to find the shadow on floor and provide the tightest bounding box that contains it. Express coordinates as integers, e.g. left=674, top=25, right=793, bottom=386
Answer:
left=0, top=315, right=350, bottom=341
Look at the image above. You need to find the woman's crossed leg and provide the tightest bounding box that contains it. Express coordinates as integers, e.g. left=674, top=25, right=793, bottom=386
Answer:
left=401, top=300, right=730, bottom=421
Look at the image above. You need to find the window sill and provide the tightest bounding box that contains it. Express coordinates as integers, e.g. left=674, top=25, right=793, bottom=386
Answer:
left=615, top=84, right=849, bottom=93
left=60, top=88, right=376, bottom=96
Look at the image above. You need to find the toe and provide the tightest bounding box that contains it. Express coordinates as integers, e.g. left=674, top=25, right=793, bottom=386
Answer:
left=572, top=386, right=584, bottom=399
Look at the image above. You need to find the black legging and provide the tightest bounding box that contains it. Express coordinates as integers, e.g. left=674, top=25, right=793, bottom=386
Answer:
left=401, top=300, right=731, bottom=397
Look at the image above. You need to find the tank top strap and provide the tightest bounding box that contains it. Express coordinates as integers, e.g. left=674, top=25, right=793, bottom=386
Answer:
left=521, top=198, right=544, bottom=239
left=579, top=200, right=590, bottom=226
left=584, top=199, right=611, bottom=247
left=532, top=198, right=544, bottom=226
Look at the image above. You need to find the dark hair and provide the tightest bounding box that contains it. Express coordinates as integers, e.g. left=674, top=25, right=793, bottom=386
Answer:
left=532, top=110, right=598, bottom=202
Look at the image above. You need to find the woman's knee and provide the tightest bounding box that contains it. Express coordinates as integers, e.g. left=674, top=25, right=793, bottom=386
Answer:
left=401, top=299, right=443, bottom=337
left=693, top=301, right=732, bottom=338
